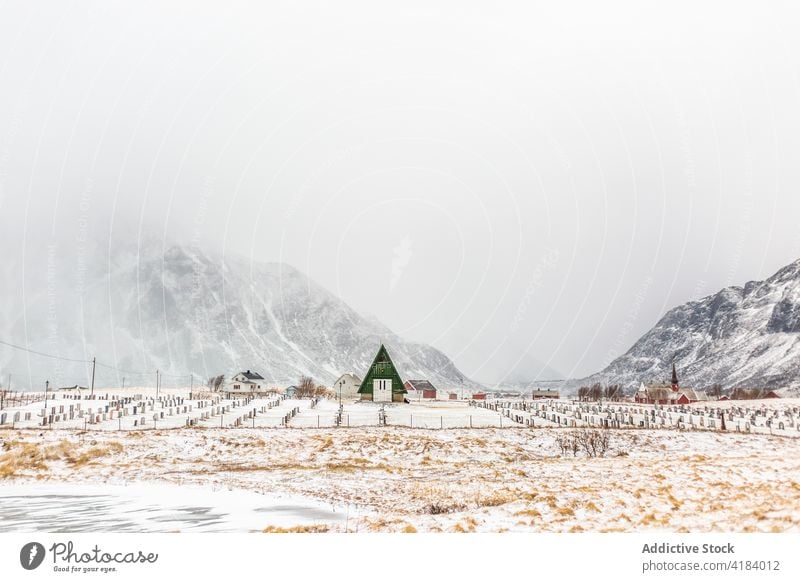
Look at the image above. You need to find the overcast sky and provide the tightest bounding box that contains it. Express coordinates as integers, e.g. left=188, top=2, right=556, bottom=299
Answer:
left=2, top=1, right=800, bottom=383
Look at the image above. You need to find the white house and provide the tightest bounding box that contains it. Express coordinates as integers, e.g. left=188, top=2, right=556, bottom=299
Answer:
left=57, top=385, right=88, bottom=392
left=225, top=370, right=271, bottom=396
left=331, top=372, right=362, bottom=401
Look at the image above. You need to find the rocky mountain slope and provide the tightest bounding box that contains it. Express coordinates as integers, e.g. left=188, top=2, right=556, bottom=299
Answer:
left=574, top=258, right=800, bottom=394
left=0, top=241, right=479, bottom=391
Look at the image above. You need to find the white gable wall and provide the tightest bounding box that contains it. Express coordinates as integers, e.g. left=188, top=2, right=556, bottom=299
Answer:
left=332, top=373, right=362, bottom=401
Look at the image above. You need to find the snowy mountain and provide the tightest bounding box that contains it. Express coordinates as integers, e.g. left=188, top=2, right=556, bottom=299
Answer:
left=0, top=240, right=480, bottom=391
left=573, top=258, right=800, bottom=394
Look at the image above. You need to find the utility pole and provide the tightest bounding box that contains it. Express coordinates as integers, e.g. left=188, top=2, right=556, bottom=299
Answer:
left=0, top=374, right=6, bottom=411
left=44, top=379, right=49, bottom=421
left=122, top=377, right=125, bottom=390
left=156, top=369, right=160, bottom=399
left=90, top=357, right=96, bottom=396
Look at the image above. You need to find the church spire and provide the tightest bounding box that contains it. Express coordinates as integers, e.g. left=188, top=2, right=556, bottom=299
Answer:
left=671, top=360, right=679, bottom=390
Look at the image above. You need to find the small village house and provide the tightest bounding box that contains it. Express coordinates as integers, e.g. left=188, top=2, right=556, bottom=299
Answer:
left=225, top=370, right=270, bottom=396
left=357, top=344, right=407, bottom=403
left=332, top=372, right=362, bottom=401
left=635, top=382, right=673, bottom=405
left=530, top=389, right=559, bottom=400
left=404, top=379, right=437, bottom=399
left=471, top=392, right=487, bottom=401
left=57, top=385, right=88, bottom=392
left=495, top=390, right=524, bottom=399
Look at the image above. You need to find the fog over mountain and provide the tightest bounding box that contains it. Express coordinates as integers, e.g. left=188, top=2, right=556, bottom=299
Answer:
left=2, top=2, right=800, bottom=387
left=0, top=237, right=480, bottom=391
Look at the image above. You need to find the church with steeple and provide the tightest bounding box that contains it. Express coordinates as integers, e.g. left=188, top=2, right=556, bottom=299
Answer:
left=670, top=361, right=680, bottom=391
left=635, top=360, right=711, bottom=405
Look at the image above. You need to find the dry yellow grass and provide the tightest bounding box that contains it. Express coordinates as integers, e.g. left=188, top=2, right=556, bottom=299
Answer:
left=540, top=495, right=559, bottom=509
left=0, top=439, right=124, bottom=477
left=3, top=427, right=798, bottom=533
left=365, top=516, right=405, bottom=531
left=450, top=517, right=479, bottom=533
left=67, top=442, right=124, bottom=466
left=262, top=524, right=329, bottom=533
left=640, top=512, right=671, bottom=526
left=584, top=501, right=601, bottom=513
left=475, top=489, right=518, bottom=507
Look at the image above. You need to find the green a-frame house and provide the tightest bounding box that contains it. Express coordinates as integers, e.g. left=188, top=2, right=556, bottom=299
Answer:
left=357, top=344, right=407, bottom=403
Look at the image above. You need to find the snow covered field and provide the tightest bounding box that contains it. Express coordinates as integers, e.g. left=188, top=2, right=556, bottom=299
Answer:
left=0, top=391, right=525, bottom=430
left=2, top=424, right=799, bottom=533
left=4, top=389, right=798, bottom=440
left=489, top=398, right=800, bottom=437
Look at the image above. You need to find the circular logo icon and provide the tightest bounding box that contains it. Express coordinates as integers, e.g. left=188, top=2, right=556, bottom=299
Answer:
left=20, top=542, right=46, bottom=570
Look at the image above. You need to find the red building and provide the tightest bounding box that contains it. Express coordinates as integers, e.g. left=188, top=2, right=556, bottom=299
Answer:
left=635, top=363, right=710, bottom=405
left=404, top=379, right=437, bottom=399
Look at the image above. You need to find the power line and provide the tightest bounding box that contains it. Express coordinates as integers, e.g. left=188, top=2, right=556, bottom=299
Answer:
left=0, top=338, right=198, bottom=379
left=0, top=339, right=93, bottom=364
